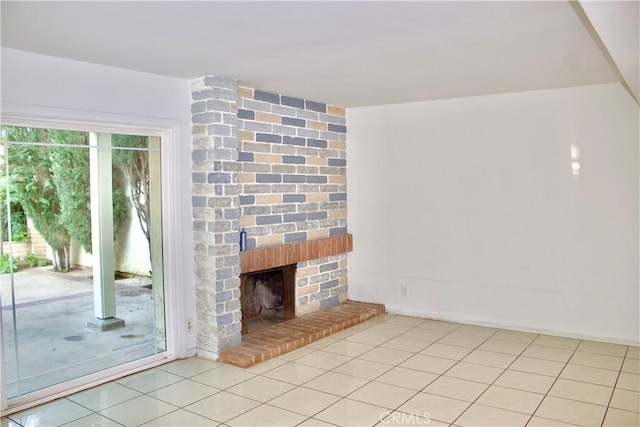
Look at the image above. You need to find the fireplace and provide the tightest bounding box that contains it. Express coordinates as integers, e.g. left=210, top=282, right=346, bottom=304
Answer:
left=240, top=264, right=296, bottom=334
left=237, top=236, right=353, bottom=336
left=191, top=77, right=351, bottom=355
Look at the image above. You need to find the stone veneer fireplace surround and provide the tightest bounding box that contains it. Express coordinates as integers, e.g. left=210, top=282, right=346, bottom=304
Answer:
left=191, top=76, right=349, bottom=358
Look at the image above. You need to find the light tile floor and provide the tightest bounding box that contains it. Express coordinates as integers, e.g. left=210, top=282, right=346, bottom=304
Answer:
left=2, top=314, right=639, bottom=426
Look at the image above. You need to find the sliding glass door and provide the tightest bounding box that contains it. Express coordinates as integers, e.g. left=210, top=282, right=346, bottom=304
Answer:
left=1, top=126, right=166, bottom=400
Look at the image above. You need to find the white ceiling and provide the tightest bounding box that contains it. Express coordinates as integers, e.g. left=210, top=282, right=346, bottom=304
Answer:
left=0, top=1, right=630, bottom=107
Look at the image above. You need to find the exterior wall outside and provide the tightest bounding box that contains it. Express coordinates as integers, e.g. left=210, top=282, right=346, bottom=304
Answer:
left=2, top=219, right=48, bottom=262
left=1, top=242, right=32, bottom=263
left=69, top=189, right=153, bottom=276
left=112, top=200, right=152, bottom=276
left=27, top=219, right=47, bottom=259
left=347, top=83, right=639, bottom=345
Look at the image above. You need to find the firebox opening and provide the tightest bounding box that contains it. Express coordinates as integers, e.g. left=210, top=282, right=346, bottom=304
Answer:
left=241, top=264, right=296, bottom=335
left=245, top=270, right=285, bottom=332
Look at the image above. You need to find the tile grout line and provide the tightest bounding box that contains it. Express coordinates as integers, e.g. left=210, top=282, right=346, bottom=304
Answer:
left=111, top=363, right=256, bottom=426
left=521, top=340, right=577, bottom=427
left=284, top=319, right=579, bottom=426
left=320, top=316, right=454, bottom=426
left=262, top=315, right=400, bottom=426
left=234, top=316, right=386, bottom=422
left=443, top=328, right=529, bottom=426
left=291, top=317, right=415, bottom=425
left=347, top=320, right=496, bottom=425
left=536, top=339, right=632, bottom=423
left=260, top=316, right=438, bottom=426
left=599, top=345, right=628, bottom=427
left=331, top=326, right=433, bottom=424
left=400, top=329, right=625, bottom=424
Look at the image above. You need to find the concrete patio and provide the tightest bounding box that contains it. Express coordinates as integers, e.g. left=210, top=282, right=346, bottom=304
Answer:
left=1, top=267, right=159, bottom=398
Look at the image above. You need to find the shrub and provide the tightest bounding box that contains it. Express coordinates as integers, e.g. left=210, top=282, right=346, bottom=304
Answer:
left=0, top=254, right=18, bottom=274
left=10, top=218, right=28, bottom=242
left=25, top=252, right=38, bottom=267
left=25, top=253, right=48, bottom=268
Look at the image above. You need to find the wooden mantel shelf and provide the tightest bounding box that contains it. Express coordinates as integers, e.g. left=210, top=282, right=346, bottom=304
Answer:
left=240, top=234, right=353, bottom=273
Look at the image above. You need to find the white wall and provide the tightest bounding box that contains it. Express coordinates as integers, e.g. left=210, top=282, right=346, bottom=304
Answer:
left=347, top=83, right=639, bottom=345
left=1, top=47, right=197, bottom=353
left=113, top=200, right=152, bottom=277
left=70, top=211, right=152, bottom=277
left=70, top=184, right=153, bottom=277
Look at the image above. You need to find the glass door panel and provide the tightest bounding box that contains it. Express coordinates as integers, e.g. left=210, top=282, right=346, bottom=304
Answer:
left=0, top=127, right=165, bottom=399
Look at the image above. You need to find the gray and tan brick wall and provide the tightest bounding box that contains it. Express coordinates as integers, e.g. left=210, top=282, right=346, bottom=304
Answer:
left=236, top=87, right=348, bottom=315
left=192, top=77, right=349, bottom=355
left=236, top=87, right=347, bottom=247
left=296, top=254, right=349, bottom=316
left=191, top=76, right=243, bottom=356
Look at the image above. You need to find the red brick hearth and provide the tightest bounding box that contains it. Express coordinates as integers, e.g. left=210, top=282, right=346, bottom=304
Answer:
left=219, top=300, right=385, bottom=368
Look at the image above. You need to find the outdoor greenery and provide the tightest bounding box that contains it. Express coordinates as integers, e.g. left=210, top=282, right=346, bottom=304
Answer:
left=0, top=184, right=28, bottom=242
left=48, top=130, right=93, bottom=252
left=0, top=254, right=18, bottom=274
left=1, top=126, right=137, bottom=272
left=25, top=252, right=48, bottom=268
left=3, top=127, right=69, bottom=270
left=10, top=213, right=28, bottom=241
left=24, top=252, right=37, bottom=267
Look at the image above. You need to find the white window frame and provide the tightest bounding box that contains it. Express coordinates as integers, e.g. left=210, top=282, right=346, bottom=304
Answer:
left=0, top=103, right=187, bottom=414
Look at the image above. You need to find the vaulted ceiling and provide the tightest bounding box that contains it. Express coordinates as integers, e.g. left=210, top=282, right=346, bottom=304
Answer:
left=1, top=1, right=637, bottom=107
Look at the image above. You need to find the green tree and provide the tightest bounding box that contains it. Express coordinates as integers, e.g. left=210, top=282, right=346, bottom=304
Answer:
left=48, top=130, right=129, bottom=253
left=49, top=130, right=92, bottom=252
left=3, top=126, right=130, bottom=271
left=0, top=182, right=29, bottom=243
left=5, top=127, right=71, bottom=270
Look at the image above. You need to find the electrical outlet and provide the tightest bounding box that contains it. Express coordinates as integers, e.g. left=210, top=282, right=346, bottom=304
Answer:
left=187, top=318, right=193, bottom=331
left=400, top=285, right=408, bottom=297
